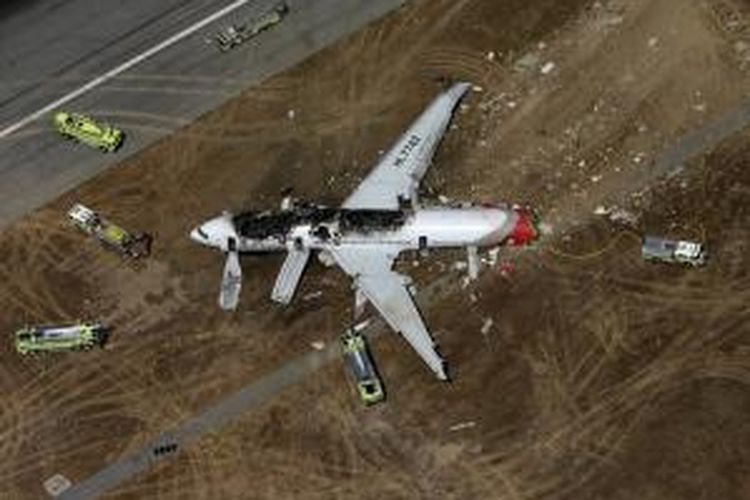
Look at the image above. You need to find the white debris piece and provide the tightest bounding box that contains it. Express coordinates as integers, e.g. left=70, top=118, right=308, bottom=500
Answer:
left=472, top=85, right=484, bottom=93
left=590, top=174, right=602, bottom=183
left=514, top=52, right=541, bottom=72
left=540, top=61, right=556, bottom=75
left=44, top=474, right=72, bottom=497
left=594, top=205, right=610, bottom=215
left=480, top=318, right=494, bottom=336
left=310, top=341, right=326, bottom=351
left=453, top=261, right=468, bottom=271
left=302, top=290, right=323, bottom=301
left=538, top=222, right=553, bottom=235
left=507, top=101, right=518, bottom=109
left=487, top=247, right=501, bottom=267
left=449, top=421, right=477, bottom=432
left=486, top=51, right=496, bottom=61
left=287, top=109, right=296, bottom=120
left=609, top=207, right=638, bottom=225
left=438, top=195, right=452, bottom=204
left=648, top=36, right=659, bottom=48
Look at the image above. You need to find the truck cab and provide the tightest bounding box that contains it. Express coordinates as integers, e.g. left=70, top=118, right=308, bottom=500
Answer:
left=340, top=324, right=385, bottom=405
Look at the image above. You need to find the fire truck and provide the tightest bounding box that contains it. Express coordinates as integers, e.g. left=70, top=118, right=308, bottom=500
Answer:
left=68, top=203, right=151, bottom=259
left=211, top=2, right=289, bottom=52
left=14, top=322, right=106, bottom=354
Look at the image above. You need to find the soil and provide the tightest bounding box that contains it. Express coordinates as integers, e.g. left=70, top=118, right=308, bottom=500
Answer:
left=1, top=0, right=749, bottom=498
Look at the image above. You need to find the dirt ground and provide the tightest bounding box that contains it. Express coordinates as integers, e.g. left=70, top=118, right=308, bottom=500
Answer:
left=1, top=0, right=750, bottom=498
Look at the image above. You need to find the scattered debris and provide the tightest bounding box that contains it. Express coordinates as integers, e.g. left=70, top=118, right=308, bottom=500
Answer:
left=648, top=36, right=660, bottom=48
left=302, top=290, right=323, bottom=301
left=590, top=174, right=602, bottom=183
left=287, top=109, right=296, bottom=119
left=486, top=247, right=501, bottom=267
left=480, top=318, right=494, bottom=336
left=498, top=261, right=514, bottom=277
left=449, top=421, right=477, bottom=432
left=438, top=194, right=452, bottom=204
left=310, top=341, right=326, bottom=351
left=486, top=51, right=496, bottom=61
left=594, top=205, right=609, bottom=215
left=608, top=207, right=639, bottom=225
left=453, top=261, right=468, bottom=271
left=472, top=85, right=484, bottom=93
left=514, top=52, right=541, bottom=72
left=540, top=61, right=556, bottom=75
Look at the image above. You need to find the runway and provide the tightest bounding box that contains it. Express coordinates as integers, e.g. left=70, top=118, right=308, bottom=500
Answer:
left=0, top=0, right=406, bottom=229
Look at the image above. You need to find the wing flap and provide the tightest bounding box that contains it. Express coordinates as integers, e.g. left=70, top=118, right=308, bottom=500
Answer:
left=271, top=247, right=310, bottom=304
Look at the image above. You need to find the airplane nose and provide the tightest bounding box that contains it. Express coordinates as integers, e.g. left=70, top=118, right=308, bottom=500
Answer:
left=189, top=227, right=205, bottom=243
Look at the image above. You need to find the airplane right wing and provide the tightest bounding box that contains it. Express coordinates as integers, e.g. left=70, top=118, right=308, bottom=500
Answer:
left=328, top=245, right=447, bottom=380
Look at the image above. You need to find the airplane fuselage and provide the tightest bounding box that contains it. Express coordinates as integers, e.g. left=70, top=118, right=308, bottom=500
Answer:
left=191, top=203, right=535, bottom=255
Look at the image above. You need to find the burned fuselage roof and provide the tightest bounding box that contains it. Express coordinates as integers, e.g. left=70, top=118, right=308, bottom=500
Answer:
left=233, top=204, right=408, bottom=239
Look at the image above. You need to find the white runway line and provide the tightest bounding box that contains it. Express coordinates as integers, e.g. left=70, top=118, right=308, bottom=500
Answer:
left=0, top=0, right=252, bottom=140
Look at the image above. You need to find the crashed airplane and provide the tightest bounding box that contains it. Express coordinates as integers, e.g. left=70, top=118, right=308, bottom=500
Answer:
left=190, top=82, right=538, bottom=380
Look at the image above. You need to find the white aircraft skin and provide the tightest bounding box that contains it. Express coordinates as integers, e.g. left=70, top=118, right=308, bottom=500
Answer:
left=190, top=82, right=538, bottom=380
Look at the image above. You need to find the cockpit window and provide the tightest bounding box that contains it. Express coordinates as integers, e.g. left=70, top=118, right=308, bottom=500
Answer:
left=196, top=227, right=209, bottom=239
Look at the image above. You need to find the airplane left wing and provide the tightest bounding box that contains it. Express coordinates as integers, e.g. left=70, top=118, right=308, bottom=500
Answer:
left=329, top=245, right=447, bottom=380
left=342, top=82, right=471, bottom=210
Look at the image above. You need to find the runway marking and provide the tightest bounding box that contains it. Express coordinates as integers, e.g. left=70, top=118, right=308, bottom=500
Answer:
left=0, top=0, right=254, bottom=140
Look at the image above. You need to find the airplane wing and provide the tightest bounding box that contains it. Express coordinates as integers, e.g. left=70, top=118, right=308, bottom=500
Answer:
left=342, top=82, right=471, bottom=210
left=328, top=245, right=447, bottom=380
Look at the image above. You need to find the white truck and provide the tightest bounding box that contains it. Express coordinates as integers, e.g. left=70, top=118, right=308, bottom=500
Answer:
left=211, top=3, right=289, bottom=52
left=642, top=236, right=707, bottom=267
left=68, top=203, right=151, bottom=259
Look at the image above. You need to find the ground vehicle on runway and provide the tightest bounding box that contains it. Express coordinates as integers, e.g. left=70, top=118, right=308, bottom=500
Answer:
left=14, top=321, right=106, bottom=354
left=211, top=2, right=289, bottom=52
left=642, top=235, right=707, bottom=267
left=53, top=111, right=124, bottom=152
left=340, top=321, right=385, bottom=405
left=68, top=203, right=151, bottom=259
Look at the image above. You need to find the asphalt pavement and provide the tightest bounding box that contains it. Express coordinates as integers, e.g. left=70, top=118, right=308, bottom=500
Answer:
left=0, top=0, right=406, bottom=230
